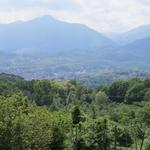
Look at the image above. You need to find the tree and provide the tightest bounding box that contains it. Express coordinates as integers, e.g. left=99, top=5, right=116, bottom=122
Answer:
left=72, top=106, right=81, bottom=125
left=145, top=142, right=150, bottom=150
left=144, top=78, right=150, bottom=88
left=144, top=88, right=150, bottom=101
left=95, top=91, right=109, bottom=110
left=139, top=104, right=150, bottom=125
left=49, top=127, right=65, bottom=150
left=87, top=119, right=111, bottom=150
left=0, top=93, right=31, bottom=150
left=135, top=124, right=146, bottom=150
left=115, top=128, right=133, bottom=148
left=108, top=81, right=129, bottom=103
left=71, top=106, right=82, bottom=150
left=125, top=83, right=145, bottom=103
left=33, top=80, right=53, bottom=106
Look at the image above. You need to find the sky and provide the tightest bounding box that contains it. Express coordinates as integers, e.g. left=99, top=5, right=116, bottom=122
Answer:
left=0, top=0, right=150, bottom=33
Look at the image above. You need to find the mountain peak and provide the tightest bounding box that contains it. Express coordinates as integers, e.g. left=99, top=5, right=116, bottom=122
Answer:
left=0, top=15, right=113, bottom=52
left=29, top=15, right=57, bottom=23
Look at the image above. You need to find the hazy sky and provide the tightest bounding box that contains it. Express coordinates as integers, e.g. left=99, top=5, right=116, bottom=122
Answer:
left=0, top=0, right=150, bottom=33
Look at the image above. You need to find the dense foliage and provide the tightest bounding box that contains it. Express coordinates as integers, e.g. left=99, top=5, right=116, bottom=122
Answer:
left=0, top=73, right=150, bottom=149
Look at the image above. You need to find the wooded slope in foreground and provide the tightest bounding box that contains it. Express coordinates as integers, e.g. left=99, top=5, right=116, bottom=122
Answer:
left=0, top=73, right=150, bottom=149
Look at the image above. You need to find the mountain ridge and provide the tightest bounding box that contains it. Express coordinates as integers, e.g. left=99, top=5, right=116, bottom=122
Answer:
left=0, top=15, right=114, bottom=54
left=112, top=24, right=150, bottom=45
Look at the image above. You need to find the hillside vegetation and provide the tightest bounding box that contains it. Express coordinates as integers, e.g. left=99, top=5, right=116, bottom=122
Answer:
left=0, top=73, right=150, bottom=149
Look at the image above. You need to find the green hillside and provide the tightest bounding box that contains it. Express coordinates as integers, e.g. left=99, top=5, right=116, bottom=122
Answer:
left=0, top=73, right=150, bottom=149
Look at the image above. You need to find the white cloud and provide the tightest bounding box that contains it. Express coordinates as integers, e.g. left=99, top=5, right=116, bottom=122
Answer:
left=0, top=0, right=150, bottom=33
left=62, top=0, right=150, bottom=32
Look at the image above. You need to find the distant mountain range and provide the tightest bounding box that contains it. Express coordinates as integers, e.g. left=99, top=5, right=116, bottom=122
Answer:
left=0, top=15, right=113, bottom=54
left=123, top=37, right=150, bottom=58
left=0, top=15, right=150, bottom=80
left=111, top=24, right=150, bottom=45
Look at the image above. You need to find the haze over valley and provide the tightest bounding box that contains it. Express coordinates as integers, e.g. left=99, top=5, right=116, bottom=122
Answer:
left=0, top=15, right=150, bottom=85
